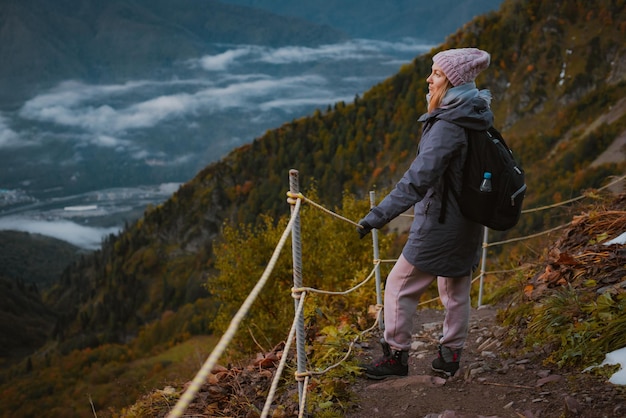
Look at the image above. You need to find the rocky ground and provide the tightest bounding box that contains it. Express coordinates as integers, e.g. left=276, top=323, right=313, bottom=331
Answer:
left=160, top=303, right=625, bottom=418
left=347, top=305, right=625, bottom=418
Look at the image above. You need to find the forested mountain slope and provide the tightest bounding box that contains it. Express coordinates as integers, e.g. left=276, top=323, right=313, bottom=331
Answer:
left=1, top=0, right=625, bottom=416
left=45, top=0, right=626, bottom=363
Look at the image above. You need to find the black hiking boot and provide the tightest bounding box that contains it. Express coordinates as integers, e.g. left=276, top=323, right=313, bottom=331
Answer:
left=431, top=344, right=461, bottom=377
left=364, top=340, right=409, bottom=380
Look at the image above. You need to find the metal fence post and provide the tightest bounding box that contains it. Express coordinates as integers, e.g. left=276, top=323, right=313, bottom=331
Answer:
left=478, top=226, right=489, bottom=307
left=288, top=169, right=306, bottom=411
left=369, top=191, right=384, bottom=331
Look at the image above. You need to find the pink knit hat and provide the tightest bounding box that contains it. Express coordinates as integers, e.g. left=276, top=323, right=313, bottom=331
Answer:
left=432, top=48, right=490, bottom=86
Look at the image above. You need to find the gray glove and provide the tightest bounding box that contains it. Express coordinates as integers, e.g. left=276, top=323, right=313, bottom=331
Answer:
left=357, top=219, right=373, bottom=239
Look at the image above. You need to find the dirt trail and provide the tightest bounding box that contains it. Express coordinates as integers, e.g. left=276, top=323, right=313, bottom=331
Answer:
left=347, top=305, right=625, bottom=418
left=163, top=304, right=624, bottom=418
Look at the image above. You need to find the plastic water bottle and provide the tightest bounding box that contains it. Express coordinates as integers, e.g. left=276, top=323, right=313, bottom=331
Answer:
left=480, top=172, right=492, bottom=192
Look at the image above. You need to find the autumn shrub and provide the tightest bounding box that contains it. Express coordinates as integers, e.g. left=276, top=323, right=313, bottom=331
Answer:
left=209, top=189, right=394, bottom=358
left=497, top=195, right=626, bottom=369
left=526, top=289, right=626, bottom=367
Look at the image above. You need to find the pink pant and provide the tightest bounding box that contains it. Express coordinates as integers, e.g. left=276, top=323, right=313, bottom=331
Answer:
left=383, top=254, right=471, bottom=351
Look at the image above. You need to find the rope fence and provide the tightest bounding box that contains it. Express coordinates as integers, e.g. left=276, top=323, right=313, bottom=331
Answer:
left=165, top=198, right=302, bottom=418
left=261, top=290, right=307, bottom=417
left=166, top=170, right=625, bottom=417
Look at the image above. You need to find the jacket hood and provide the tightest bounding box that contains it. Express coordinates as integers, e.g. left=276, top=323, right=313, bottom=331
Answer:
left=420, top=83, right=494, bottom=131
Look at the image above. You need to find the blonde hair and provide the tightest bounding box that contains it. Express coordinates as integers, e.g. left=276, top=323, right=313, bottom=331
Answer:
left=428, top=79, right=454, bottom=113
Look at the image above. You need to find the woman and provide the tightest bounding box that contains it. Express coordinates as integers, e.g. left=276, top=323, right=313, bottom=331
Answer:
left=358, top=47, right=492, bottom=379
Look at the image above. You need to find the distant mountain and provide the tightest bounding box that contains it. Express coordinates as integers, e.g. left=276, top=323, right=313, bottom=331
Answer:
left=0, top=231, right=79, bottom=359
left=220, top=0, right=504, bottom=41
left=0, top=0, right=347, bottom=107
left=0, top=230, right=82, bottom=288
left=0, top=276, right=56, bottom=361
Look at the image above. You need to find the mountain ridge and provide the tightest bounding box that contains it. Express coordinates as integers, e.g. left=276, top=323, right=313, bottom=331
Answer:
left=220, top=0, right=505, bottom=41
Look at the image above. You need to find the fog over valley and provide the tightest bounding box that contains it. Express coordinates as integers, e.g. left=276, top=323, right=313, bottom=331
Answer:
left=0, top=38, right=432, bottom=248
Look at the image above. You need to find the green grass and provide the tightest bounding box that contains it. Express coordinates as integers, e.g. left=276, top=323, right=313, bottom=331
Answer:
left=93, top=335, right=219, bottom=416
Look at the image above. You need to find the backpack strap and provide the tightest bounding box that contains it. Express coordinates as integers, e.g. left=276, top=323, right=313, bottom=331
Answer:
left=438, top=127, right=468, bottom=224
left=424, top=116, right=450, bottom=224
left=438, top=167, right=462, bottom=224
left=427, top=116, right=471, bottom=224
left=438, top=177, right=448, bottom=224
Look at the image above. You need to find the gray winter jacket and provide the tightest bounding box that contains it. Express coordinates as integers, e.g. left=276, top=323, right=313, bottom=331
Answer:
left=363, top=83, right=493, bottom=277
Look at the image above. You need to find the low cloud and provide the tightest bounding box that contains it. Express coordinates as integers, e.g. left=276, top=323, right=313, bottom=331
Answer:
left=92, top=134, right=129, bottom=148
left=198, top=48, right=253, bottom=71
left=199, top=38, right=433, bottom=67
left=18, top=74, right=333, bottom=136
left=5, top=38, right=432, bottom=161
left=0, top=114, right=20, bottom=147
left=258, top=94, right=354, bottom=111
left=19, top=82, right=194, bottom=133
left=1, top=38, right=434, bottom=246
left=0, top=216, right=120, bottom=250
left=0, top=183, right=181, bottom=249
left=15, top=39, right=432, bottom=142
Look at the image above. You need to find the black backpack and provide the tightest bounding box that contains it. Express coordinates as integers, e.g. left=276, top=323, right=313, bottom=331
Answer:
left=440, top=126, right=527, bottom=231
